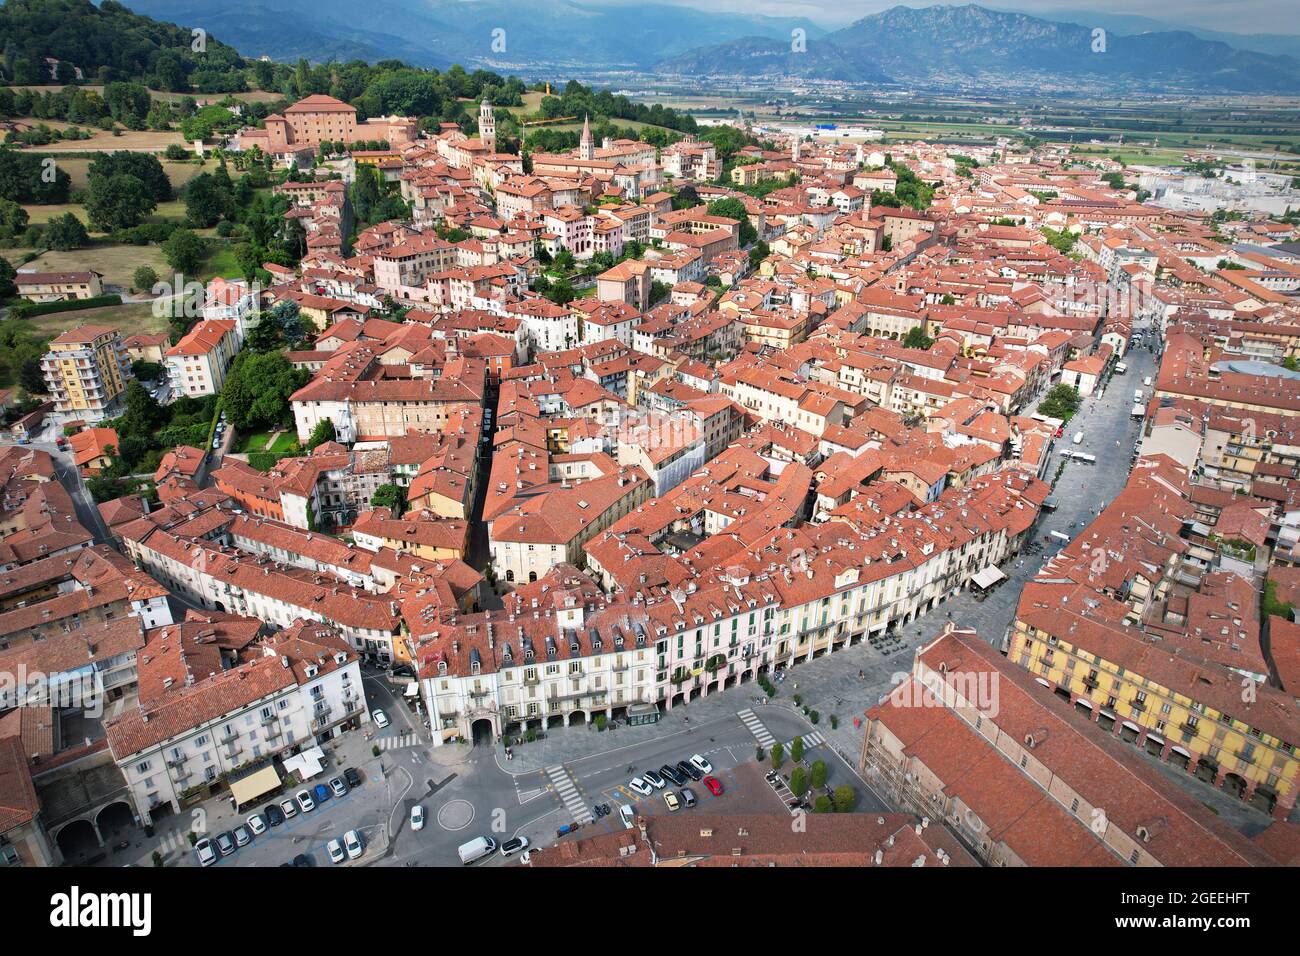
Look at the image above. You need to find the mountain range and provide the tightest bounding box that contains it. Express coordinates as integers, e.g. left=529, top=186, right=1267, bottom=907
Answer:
left=655, top=4, right=1300, bottom=92
left=108, top=1, right=1300, bottom=92
left=119, top=0, right=825, bottom=70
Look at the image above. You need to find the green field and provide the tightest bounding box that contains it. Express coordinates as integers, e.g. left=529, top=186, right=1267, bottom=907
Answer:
left=11, top=242, right=172, bottom=291
left=20, top=301, right=167, bottom=339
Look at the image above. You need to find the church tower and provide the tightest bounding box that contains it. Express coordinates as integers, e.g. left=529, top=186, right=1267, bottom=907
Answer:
left=579, top=114, right=594, bottom=161
left=479, top=99, right=495, bottom=153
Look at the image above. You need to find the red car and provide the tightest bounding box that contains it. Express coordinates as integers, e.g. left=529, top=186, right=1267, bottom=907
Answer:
left=703, top=776, right=723, bottom=797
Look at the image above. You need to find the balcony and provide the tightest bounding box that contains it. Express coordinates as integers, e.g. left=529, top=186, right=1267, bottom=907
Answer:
left=1180, top=720, right=1199, bottom=736
left=1081, top=675, right=1100, bottom=690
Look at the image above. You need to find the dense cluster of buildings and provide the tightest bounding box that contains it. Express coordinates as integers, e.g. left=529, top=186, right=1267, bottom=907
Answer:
left=5, top=92, right=1300, bottom=869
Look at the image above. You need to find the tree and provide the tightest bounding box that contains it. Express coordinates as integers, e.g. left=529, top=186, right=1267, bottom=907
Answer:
left=706, top=197, right=756, bottom=246
left=770, top=741, right=785, bottom=771
left=543, top=278, right=574, bottom=305
left=0, top=199, right=28, bottom=241
left=902, top=327, right=933, bottom=350
left=88, top=151, right=172, bottom=203
left=0, top=256, right=15, bottom=300
left=307, top=417, right=336, bottom=450
left=133, top=266, right=159, bottom=291
left=810, top=759, right=828, bottom=790
left=162, top=228, right=205, bottom=275
left=813, top=795, right=832, bottom=813
left=790, top=736, right=804, bottom=764
left=183, top=172, right=231, bottom=227
left=220, top=351, right=309, bottom=430
left=832, top=785, right=858, bottom=813
left=131, top=359, right=163, bottom=381
left=671, top=184, right=699, bottom=210
left=86, top=173, right=157, bottom=231
left=43, top=213, right=89, bottom=251
left=1038, top=384, right=1083, bottom=422
left=789, top=766, right=807, bottom=797
left=19, top=357, right=44, bottom=394
left=372, top=483, right=408, bottom=516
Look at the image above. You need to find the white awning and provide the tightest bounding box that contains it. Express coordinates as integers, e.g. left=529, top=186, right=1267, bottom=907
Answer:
left=403, top=681, right=420, bottom=698
left=971, top=566, right=1007, bottom=590
left=282, top=745, right=326, bottom=781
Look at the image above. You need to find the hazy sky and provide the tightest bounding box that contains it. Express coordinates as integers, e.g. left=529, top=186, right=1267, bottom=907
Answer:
left=613, top=0, right=1300, bottom=34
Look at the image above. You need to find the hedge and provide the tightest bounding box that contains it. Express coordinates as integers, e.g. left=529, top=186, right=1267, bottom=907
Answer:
left=10, top=293, right=122, bottom=319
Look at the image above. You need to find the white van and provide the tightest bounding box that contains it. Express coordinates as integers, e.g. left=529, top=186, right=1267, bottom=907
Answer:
left=1072, top=432, right=1083, bottom=445
left=458, top=835, right=497, bottom=864
left=1134, top=389, right=1144, bottom=401
left=1114, top=362, right=1127, bottom=374
left=1143, top=376, right=1153, bottom=388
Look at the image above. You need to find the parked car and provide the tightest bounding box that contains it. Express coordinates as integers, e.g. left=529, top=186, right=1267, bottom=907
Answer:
left=643, top=769, right=666, bottom=790
left=703, top=776, right=723, bottom=797
left=265, top=803, right=286, bottom=826
left=291, top=854, right=312, bottom=867
left=681, top=787, right=697, bottom=808
left=194, top=838, right=218, bottom=866
left=343, top=767, right=363, bottom=789
left=246, top=813, right=267, bottom=836
left=410, top=804, right=425, bottom=831
left=215, top=831, right=236, bottom=856
left=629, top=777, right=652, bottom=797
left=313, top=783, right=331, bottom=804
left=677, top=760, right=703, bottom=781
left=233, top=825, right=252, bottom=847
left=372, top=709, right=390, bottom=729
left=689, top=754, right=713, bottom=775
left=663, top=790, right=681, bottom=812
left=295, top=789, right=315, bottom=813
left=499, top=836, right=529, bottom=857
left=329, top=777, right=348, bottom=798
left=326, top=839, right=346, bottom=865
left=457, top=836, right=497, bottom=864
left=344, top=829, right=363, bottom=860
left=659, top=764, right=686, bottom=787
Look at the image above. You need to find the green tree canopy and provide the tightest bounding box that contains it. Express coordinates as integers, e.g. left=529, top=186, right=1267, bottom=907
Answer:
left=86, top=172, right=157, bottom=231
left=221, top=351, right=309, bottom=430
left=371, top=483, right=408, bottom=517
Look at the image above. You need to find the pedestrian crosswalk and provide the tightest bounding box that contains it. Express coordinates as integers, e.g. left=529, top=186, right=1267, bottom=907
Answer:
left=784, top=731, right=826, bottom=750
left=545, top=764, right=592, bottom=824
left=737, top=708, right=776, bottom=748
left=375, top=732, right=418, bottom=751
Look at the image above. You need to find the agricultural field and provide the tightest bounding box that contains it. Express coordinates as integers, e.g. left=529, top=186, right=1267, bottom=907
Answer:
left=14, top=156, right=213, bottom=191
left=20, top=300, right=167, bottom=340
left=13, top=118, right=185, bottom=153
left=10, top=243, right=172, bottom=292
